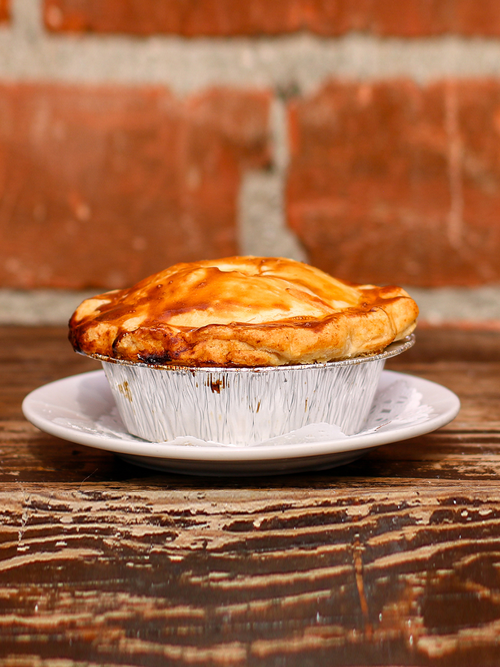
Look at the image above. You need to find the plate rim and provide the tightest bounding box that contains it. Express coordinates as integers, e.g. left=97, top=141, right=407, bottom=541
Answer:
left=22, top=369, right=461, bottom=463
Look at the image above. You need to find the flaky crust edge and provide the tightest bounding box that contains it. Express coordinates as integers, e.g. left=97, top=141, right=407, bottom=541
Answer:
left=69, top=288, right=418, bottom=367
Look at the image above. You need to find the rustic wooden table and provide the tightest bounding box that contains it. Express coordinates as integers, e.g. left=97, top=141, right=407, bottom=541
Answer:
left=1, top=325, right=500, bottom=666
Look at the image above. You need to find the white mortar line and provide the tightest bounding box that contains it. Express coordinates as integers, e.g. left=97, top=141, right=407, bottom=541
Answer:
left=238, top=96, right=307, bottom=260
left=238, top=170, right=308, bottom=261
left=404, top=286, right=500, bottom=326
left=0, top=289, right=95, bottom=325
left=10, top=0, right=44, bottom=40
left=3, top=2, right=500, bottom=95
left=269, top=95, right=290, bottom=176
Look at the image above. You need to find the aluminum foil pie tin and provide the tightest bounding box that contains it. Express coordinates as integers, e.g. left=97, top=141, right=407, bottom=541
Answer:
left=93, top=335, right=415, bottom=445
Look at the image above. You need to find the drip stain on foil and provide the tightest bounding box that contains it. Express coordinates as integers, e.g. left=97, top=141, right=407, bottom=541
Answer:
left=117, top=381, right=133, bottom=403
left=208, top=376, right=227, bottom=394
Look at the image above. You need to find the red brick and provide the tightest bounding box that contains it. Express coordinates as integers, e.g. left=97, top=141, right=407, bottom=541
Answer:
left=0, top=0, right=9, bottom=22
left=44, top=0, right=500, bottom=37
left=286, top=80, right=500, bottom=288
left=0, top=84, right=270, bottom=290
left=43, top=0, right=301, bottom=36
left=306, top=0, right=500, bottom=38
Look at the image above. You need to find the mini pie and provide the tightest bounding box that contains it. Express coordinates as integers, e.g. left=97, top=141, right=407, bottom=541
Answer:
left=69, top=256, right=418, bottom=367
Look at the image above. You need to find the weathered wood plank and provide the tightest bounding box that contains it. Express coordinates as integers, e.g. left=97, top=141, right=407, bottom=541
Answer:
left=2, top=485, right=500, bottom=665
left=1, top=326, right=500, bottom=666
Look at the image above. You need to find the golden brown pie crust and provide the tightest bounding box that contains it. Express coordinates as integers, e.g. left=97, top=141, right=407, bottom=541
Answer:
left=69, top=256, right=418, bottom=367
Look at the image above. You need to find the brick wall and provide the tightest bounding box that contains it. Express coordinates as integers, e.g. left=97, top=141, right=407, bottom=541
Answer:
left=43, top=0, right=500, bottom=38
left=1, top=0, right=500, bottom=324
left=1, top=83, right=270, bottom=289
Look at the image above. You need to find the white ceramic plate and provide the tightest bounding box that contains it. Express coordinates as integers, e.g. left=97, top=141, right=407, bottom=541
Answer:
left=22, top=370, right=460, bottom=475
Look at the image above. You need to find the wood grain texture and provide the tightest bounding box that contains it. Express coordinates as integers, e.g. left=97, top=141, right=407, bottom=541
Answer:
left=1, top=326, right=500, bottom=666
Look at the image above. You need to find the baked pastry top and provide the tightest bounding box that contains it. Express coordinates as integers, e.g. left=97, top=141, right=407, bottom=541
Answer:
left=69, top=256, right=418, bottom=367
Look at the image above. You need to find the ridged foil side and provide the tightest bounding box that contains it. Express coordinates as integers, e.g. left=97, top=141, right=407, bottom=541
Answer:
left=101, top=358, right=385, bottom=444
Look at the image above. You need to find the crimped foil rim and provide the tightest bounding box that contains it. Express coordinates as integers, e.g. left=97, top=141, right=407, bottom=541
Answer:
left=78, top=334, right=415, bottom=373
